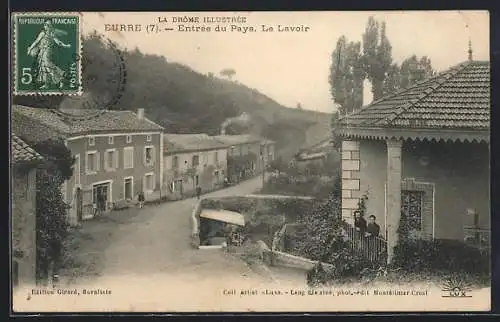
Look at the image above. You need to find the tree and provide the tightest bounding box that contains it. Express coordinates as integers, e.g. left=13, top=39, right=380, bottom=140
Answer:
left=399, top=55, right=435, bottom=88
left=329, top=35, right=365, bottom=117
left=220, top=68, right=236, bottom=80
left=362, top=17, right=393, bottom=100
left=25, top=138, right=74, bottom=284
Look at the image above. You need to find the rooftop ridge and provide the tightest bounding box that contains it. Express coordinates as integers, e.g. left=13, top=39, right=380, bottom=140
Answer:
left=383, top=61, right=471, bottom=126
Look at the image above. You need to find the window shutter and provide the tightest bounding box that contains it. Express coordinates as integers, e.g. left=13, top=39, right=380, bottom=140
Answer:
left=143, top=148, right=147, bottom=166
left=95, top=152, right=100, bottom=171
left=114, top=150, right=119, bottom=169
left=152, top=147, right=156, bottom=165
left=104, top=151, right=109, bottom=171
left=85, top=154, right=89, bottom=173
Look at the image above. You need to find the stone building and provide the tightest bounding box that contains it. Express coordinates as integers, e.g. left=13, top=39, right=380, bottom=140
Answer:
left=335, top=59, right=490, bottom=262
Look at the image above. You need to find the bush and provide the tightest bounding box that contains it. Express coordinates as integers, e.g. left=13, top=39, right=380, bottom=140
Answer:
left=392, top=238, right=490, bottom=275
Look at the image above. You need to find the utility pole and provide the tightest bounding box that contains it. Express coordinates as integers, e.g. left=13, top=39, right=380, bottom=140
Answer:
left=261, top=155, right=265, bottom=186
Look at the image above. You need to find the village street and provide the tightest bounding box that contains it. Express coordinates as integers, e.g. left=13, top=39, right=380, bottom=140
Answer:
left=61, top=176, right=306, bottom=291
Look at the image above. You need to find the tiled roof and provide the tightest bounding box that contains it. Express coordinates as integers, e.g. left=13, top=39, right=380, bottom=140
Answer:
left=11, top=134, right=43, bottom=163
left=12, top=105, right=164, bottom=142
left=338, top=60, right=490, bottom=131
left=163, top=134, right=228, bottom=154
left=213, top=134, right=274, bottom=146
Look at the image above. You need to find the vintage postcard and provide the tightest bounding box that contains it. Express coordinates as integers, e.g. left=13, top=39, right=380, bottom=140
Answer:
left=10, top=11, right=490, bottom=313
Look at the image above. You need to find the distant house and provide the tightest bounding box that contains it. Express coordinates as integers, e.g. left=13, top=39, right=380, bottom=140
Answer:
left=335, top=60, right=490, bottom=263
left=163, top=134, right=228, bottom=197
left=11, top=134, right=43, bottom=288
left=291, top=138, right=335, bottom=172
left=12, top=106, right=164, bottom=225
left=213, top=134, right=276, bottom=183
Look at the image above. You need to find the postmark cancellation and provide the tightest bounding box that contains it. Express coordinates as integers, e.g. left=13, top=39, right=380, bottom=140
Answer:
left=12, top=12, right=82, bottom=95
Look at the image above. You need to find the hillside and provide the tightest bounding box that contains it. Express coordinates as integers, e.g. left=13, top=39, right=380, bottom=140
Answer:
left=13, top=33, right=332, bottom=159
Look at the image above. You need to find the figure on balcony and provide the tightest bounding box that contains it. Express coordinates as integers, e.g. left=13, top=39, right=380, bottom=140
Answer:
left=354, top=210, right=367, bottom=235
left=366, top=215, right=380, bottom=238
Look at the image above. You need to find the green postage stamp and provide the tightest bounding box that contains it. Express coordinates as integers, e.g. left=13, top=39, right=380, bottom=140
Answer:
left=13, top=13, right=82, bottom=95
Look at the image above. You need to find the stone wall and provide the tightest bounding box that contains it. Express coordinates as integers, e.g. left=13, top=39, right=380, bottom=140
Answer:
left=12, top=166, right=37, bottom=287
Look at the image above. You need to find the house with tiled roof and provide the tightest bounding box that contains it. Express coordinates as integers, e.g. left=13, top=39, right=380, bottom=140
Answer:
left=11, top=134, right=43, bottom=288
left=213, top=134, right=276, bottom=183
left=163, top=134, right=229, bottom=197
left=334, top=59, right=490, bottom=264
left=12, top=105, right=165, bottom=225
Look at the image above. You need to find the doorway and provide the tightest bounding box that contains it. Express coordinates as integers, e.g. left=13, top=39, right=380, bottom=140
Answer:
left=93, top=182, right=110, bottom=211
left=124, top=177, right=133, bottom=200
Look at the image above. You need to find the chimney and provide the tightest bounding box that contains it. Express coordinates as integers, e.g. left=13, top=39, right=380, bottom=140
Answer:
left=137, top=108, right=145, bottom=119
left=468, top=38, right=473, bottom=61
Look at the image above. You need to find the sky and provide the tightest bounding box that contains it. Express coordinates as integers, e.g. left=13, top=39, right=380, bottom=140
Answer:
left=79, top=11, right=489, bottom=113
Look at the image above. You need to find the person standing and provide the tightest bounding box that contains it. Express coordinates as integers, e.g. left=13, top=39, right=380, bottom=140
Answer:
left=353, top=210, right=367, bottom=235
left=96, top=192, right=106, bottom=217
left=366, top=215, right=381, bottom=237
left=195, top=185, right=202, bottom=200
left=138, top=191, right=145, bottom=209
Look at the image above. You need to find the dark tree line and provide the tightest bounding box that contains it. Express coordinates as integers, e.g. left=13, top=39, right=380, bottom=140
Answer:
left=329, top=16, right=436, bottom=118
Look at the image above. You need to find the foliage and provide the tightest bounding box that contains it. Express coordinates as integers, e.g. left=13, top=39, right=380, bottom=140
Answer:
left=268, top=156, right=287, bottom=175
left=25, top=138, right=74, bottom=282
left=29, top=138, right=75, bottom=181
left=362, top=18, right=393, bottom=100
left=328, top=16, right=436, bottom=120
left=220, top=68, right=236, bottom=80
left=394, top=210, right=489, bottom=276
left=329, top=36, right=365, bottom=115
left=36, top=166, right=70, bottom=281
left=392, top=238, right=490, bottom=276
left=356, top=194, right=369, bottom=217
left=290, top=197, right=375, bottom=285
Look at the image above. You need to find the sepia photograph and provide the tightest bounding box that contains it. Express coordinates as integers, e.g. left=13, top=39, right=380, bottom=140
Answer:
left=10, top=11, right=490, bottom=312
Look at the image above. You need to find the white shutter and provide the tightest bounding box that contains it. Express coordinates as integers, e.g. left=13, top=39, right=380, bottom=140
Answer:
left=114, top=150, right=119, bottom=169
left=152, top=147, right=156, bottom=166
left=85, top=153, right=89, bottom=173
left=104, top=151, right=109, bottom=171
left=143, top=148, right=147, bottom=166
left=131, top=148, right=134, bottom=168
left=95, top=152, right=100, bottom=171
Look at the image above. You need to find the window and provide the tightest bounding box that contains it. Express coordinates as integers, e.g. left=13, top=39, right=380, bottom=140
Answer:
left=192, top=155, right=200, bottom=167
left=126, top=135, right=133, bottom=143
left=108, top=136, right=114, bottom=145
left=105, top=149, right=118, bottom=171
left=172, top=155, right=179, bottom=169
left=144, top=146, right=155, bottom=166
left=86, top=151, right=99, bottom=173
left=194, top=175, right=199, bottom=186
left=88, top=136, right=95, bottom=146
left=214, top=151, right=219, bottom=163
left=144, top=173, right=155, bottom=191
left=123, top=147, right=134, bottom=169
left=74, top=154, right=81, bottom=185
left=146, top=135, right=152, bottom=142
left=260, top=145, right=264, bottom=156
left=401, top=190, right=424, bottom=232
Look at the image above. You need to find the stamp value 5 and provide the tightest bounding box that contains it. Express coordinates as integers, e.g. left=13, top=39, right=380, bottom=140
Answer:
left=13, top=13, right=82, bottom=95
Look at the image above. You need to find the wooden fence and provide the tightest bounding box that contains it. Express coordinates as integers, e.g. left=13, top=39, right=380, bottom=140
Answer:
left=342, top=222, right=387, bottom=264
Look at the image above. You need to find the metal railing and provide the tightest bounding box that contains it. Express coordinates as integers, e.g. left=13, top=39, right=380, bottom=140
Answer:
left=463, top=226, right=490, bottom=252
left=342, top=222, right=388, bottom=263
